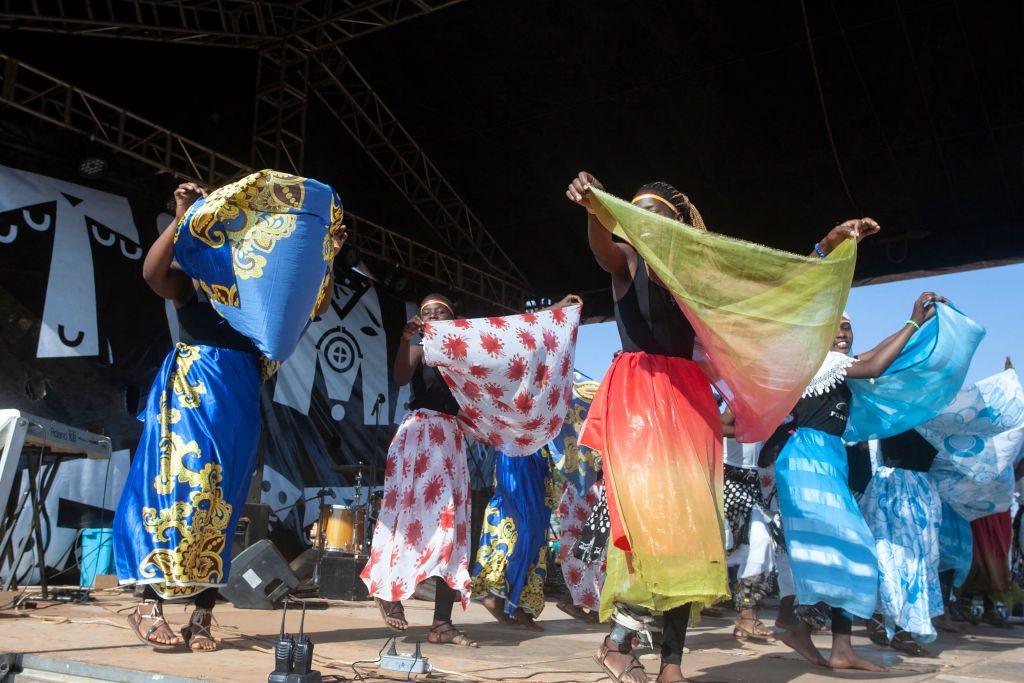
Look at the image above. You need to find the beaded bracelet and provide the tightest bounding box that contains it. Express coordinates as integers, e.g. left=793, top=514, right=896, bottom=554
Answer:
left=814, top=242, right=826, bottom=258
left=905, top=319, right=920, bottom=331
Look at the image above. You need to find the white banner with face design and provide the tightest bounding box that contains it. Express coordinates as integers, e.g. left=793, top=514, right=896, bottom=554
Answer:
left=0, top=164, right=142, bottom=360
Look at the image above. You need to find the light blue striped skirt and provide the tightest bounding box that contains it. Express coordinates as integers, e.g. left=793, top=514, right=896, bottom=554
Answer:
left=775, top=428, right=878, bottom=619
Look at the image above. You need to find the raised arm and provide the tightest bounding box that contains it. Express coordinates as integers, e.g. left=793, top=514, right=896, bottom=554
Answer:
left=393, top=314, right=425, bottom=387
left=846, top=292, right=947, bottom=379
left=566, top=171, right=632, bottom=277
left=143, top=182, right=204, bottom=305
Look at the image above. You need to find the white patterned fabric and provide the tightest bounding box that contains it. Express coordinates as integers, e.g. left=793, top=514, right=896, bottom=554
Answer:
left=360, top=410, right=472, bottom=606
left=421, top=306, right=581, bottom=455
left=555, top=481, right=606, bottom=610
left=919, top=370, right=1024, bottom=521
left=861, top=467, right=944, bottom=642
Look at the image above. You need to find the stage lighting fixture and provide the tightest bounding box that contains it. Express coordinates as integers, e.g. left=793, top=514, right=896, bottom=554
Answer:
left=78, top=157, right=108, bottom=180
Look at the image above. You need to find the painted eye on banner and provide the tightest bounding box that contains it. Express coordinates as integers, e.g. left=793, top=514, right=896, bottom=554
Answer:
left=86, top=217, right=143, bottom=260
left=0, top=203, right=55, bottom=244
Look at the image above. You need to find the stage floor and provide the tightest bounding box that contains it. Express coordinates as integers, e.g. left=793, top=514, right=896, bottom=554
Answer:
left=1, top=589, right=1022, bottom=682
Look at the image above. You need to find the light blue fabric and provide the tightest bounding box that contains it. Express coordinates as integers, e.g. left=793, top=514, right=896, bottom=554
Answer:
left=861, top=466, right=943, bottom=642
left=174, top=171, right=343, bottom=360
left=936, top=501, right=973, bottom=589
left=844, top=304, right=984, bottom=443
left=114, top=344, right=261, bottom=599
left=775, top=428, right=878, bottom=619
left=918, top=370, right=1024, bottom=521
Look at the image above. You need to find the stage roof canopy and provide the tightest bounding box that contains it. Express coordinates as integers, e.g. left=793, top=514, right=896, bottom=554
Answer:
left=2, top=0, right=1021, bottom=313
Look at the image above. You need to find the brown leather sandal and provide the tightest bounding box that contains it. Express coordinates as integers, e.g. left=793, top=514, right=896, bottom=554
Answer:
left=595, top=640, right=647, bottom=682
left=428, top=621, right=478, bottom=647
left=181, top=607, right=219, bottom=652
left=375, top=598, right=408, bottom=632
left=127, top=600, right=182, bottom=650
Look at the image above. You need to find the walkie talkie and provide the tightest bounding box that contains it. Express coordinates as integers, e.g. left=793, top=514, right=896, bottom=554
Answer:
left=287, top=601, right=321, bottom=683
left=268, top=601, right=294, bottom=683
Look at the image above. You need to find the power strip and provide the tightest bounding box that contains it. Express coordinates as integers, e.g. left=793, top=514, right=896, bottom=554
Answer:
left=380, top=641, right=431, bottom=675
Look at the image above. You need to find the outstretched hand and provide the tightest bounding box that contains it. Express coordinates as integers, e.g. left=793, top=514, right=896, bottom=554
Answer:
left=818, top=217, right=880, bottom=256
left=565, top=172, right=604, bottom=213
left=552, top=293, right=583, bottom=308
left=401, top=314, right=425, bottom=341
left=911, top=292, right=948, bottom=325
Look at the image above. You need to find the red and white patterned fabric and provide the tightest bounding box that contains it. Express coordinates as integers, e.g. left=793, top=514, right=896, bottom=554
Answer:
left=556, top=480, right=606, bottom=610
left=360, top=410, right=473, bottom=607
left=421, top=305, right=582, bottom=456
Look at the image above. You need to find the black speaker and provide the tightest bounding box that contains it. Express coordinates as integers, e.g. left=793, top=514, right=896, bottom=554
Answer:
left=317, top=553, right=370, bottom=601
left=232, top=503, right=271, bottom=557
left=221, top=539, right=299, bottom=609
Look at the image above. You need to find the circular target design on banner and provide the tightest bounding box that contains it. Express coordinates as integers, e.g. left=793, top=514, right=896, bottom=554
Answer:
left=316, top=326, right=361, bottom=374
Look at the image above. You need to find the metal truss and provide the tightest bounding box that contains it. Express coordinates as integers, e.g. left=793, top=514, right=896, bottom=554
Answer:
left=0, top=0, right=534, bottom=308
left=347, top=213, right=527, bottom=312
left=0, top=52, right=250, bottom=185
left=0, top=0, right=465, bottom=49
left=313, top=46, right=530, bottom=288
left=252, top=42, right=309, bottom=173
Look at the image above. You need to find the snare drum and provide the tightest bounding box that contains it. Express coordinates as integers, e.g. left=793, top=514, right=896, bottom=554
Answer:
left=317, top=504, right=366, bottom=553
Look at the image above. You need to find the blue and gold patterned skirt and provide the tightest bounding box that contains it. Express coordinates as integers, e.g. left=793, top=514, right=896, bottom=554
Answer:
left=471, top=452, right=552, bottom=617
left=113, top=343, right=261, bottom=599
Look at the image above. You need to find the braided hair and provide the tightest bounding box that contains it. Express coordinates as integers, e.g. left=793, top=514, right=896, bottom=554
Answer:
left=633, top=181, right=707, bottom=231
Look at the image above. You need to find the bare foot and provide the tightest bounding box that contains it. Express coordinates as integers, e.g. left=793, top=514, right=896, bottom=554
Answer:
left=514, top=608, right=544, bottom=632
left=595, top=637, right=648, bottom=682
left=828, top=651, right=888, bottom=672
left=777, top=621, right=827, bottom=667
left=481, top=594, right=511, bottom=625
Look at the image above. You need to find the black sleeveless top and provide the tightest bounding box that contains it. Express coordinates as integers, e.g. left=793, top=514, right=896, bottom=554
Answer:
left=407, top=337, right=460, bottom=416
left=789, top=383, right=852, bottom=437
left=878, top=429, right=938, bottom=472
left=615, top=255, right=696, bottom=358
left=177, top=287, right=259, bottom=355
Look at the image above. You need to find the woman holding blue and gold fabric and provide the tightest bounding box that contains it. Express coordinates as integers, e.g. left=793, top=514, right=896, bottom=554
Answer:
left=113, top=182, right=344, bottom=652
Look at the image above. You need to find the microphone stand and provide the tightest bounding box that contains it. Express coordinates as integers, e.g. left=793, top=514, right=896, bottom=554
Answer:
left=368, top=394, right=386, bottom=550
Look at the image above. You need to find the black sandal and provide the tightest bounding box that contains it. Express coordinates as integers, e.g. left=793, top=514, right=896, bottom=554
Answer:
left=428, top=621, right=478, bottom=647
left=375, top=598, right=408, bottom=632
left=127, top=600, right=181, bottom=651
left=866, top=616, right=890, bottom=647
left=181, top=607, right=219, bottom=652
left=890, top=631, right=936, bottom=658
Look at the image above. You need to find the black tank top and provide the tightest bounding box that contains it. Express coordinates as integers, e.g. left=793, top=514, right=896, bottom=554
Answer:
left=789, top=383, right=852, bottom=437
left=177, top=287, right=259, bottom=355
left=615, top=255, right=696, bottom=358
left=879, top=429, right=938, bottom=472
left=407, top=337, right=460, bottom=416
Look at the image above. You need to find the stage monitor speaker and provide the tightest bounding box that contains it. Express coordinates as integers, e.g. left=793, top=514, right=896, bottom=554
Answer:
left=221, top=539, right=299, bottom=610
left=318, top=553, right=370, bottom=601
left=232, top=503, right=271, bottom=557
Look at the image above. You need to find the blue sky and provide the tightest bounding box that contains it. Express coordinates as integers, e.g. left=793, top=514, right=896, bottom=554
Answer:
left=574, top=262, right=1023, bottom=386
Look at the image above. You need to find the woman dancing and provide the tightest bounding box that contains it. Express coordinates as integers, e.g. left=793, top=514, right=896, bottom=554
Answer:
left=566, top=171, right=865, bottom=683
left=773, top=297, right=946, bottom=671
left=114, top=182, right=344, bottom=651
left=361, top=293, right=478, bottom=647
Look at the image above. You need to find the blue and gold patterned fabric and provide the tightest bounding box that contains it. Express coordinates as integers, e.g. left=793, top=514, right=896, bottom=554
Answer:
left=113, top=343, right=261, bottom=599
left=548, top=373, right=601, bottom=496
left=471, top=451, right=554, bottom=617
left=173, top=170, right=343, bottom=360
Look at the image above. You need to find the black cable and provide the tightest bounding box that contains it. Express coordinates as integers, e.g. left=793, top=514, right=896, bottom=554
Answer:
left=348, top=636, right=394, bottom=682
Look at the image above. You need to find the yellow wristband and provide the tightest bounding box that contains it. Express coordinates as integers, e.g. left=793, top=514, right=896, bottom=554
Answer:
left=905, top=319, right=920, bottom=331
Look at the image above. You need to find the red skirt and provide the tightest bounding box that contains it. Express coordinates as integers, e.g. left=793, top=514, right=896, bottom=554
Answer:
left=580, top=352, right=727, bottom=613
left=965, top=511, right=1012, bottom=595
